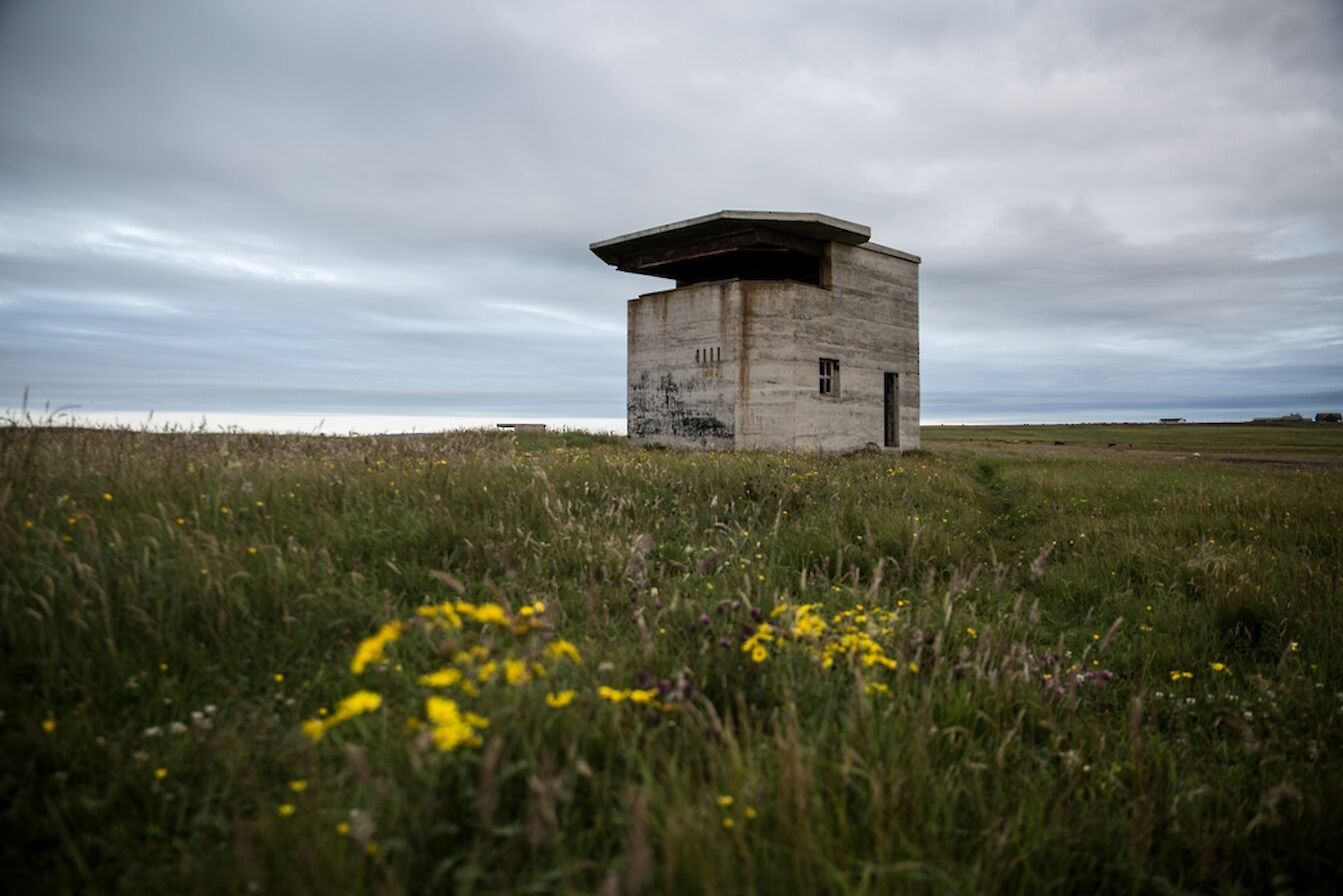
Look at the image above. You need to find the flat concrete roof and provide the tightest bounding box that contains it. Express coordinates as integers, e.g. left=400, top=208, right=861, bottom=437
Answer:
left=590, top=210, right=873, bottom=266
left=858, top=241, right=922, bottom=265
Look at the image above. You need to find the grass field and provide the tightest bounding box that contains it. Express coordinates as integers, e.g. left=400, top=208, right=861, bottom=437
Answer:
left=3, top=423, right=1341, bottom=893
left=925, top=422, right=1343, bottom=459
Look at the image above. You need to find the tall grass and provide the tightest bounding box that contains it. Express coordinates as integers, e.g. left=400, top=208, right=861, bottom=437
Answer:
left=2, top=423, right=1340, bottom=893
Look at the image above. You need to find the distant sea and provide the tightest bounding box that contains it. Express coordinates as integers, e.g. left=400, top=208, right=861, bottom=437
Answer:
left=6, top=408, right=1301, bottom=435
left=5, top=409, right=628, bottom=436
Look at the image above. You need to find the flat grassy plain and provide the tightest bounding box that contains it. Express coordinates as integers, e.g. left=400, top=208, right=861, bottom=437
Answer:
left=2, top=423, right=1341, bottom=894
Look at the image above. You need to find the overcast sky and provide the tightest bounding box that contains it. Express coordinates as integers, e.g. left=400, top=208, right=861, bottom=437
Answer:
left=2, top=0, right=1340, bottom=427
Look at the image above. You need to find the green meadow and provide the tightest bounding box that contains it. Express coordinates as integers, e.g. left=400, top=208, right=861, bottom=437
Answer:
left=2, top=423, right=1341, bottom=893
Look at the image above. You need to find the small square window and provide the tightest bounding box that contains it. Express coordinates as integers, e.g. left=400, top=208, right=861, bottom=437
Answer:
left=819, top=358, right=840, bottom=396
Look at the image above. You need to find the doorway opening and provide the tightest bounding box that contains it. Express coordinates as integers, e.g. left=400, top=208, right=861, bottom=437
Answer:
left=884, top=372, right=899, bottom=448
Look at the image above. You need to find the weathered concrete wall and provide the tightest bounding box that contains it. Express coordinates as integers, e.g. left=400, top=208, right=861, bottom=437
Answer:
left=829, top=242, right=920, bottom=451
left=733, top=243, right=919, bottom=452
left=624, top=241, right=919, bottom=453
left=627, top=280, right=741, bottom=448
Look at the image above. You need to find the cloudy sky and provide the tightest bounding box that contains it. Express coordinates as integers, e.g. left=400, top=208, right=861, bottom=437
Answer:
left=2, top=0, right=1340, bottom=428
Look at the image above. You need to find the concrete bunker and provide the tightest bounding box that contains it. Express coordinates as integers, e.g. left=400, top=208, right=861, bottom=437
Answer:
left=592, top=210, right=921, bottom=452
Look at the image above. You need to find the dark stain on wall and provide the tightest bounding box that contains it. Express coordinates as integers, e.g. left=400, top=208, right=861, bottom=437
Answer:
left=628, top=370, right=733, bottom=442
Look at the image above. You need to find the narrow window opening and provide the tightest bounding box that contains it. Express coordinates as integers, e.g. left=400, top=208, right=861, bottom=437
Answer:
left=819, top=358, right=840, bottom=397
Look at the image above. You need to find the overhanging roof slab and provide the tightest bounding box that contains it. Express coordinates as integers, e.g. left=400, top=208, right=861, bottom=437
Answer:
left=590, top=210, right=872, bottom=271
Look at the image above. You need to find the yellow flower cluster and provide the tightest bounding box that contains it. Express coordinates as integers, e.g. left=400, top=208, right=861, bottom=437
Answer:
left=425, top=697, right=490, bottom=752
left=351, top=622, right=402, bottom=675
left=415, top=599, right=547, bottom=635
left=308, top=587, right=592, bottom=759
left=545, top=639, right=582, bottom=664
left=825, top=631, right=899, bottom=670
left=419, top=668, right=463, bottom=688
left=302, top=690, right=383, bottom=741
left=717, top=793, right=759, bottom=829
left=782, top=603, right=827, bottom=639
left=742, top=623, right=775, bottom=663
left=747, top=602, right=917, bottom=680
left=597, top=686, right=658, bottom=705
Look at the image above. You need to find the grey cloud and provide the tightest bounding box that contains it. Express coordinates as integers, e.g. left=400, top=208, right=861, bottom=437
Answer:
left=1, top=0, right=1340, bottom=423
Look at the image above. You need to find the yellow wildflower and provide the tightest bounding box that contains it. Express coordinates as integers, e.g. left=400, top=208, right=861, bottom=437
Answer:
left=504, top=659, right=530, bottom=686
left=717, top=795, right=734, bottom=808
left=154, top=768, right=168, bottom=781
left=277, top=803, right=296, bottom=817
left=42, top=718, right=56, bottom=734
left=273, top=673, right=284, bottom=684
left=791, top=606, right=826, bottom=639
left=102, top=492, right=113, bottom=502
left=336, top=821, right=351, bottom=836
left=628, top=689, right=658, bottom=705
left=545, top=690, right=576, bottom=708
left=452, top=645, right=490, bottom=665
left=597, top=686, right=627, bottom=703
left=546, top=640, right=582, bottom=664
left=966, top=627, right=978, bottom=639
left=722, top=817, right=735, bottom=829
left=1210, top=662, right=1229, bottom=674
left=469, top=602, right=510, bottom=626
left=336, top=690, right=383, bottom=717
left=425, top=696, right=487, bottom=751
left=303, top=689, right=384, bottom=741
left=351, top=622, right=402, bottom=675
left=744, top=807, right=758, bottom=820
left=288, top=779, right=308, bottom=793
left=751, top=644, right=768, bottom=663
left=418, top=668, right=463, bottom=688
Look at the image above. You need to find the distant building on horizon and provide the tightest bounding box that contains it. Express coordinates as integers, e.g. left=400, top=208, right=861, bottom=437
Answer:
left=1316, top=412, right=1342, bottom=423
left=591, top=211, right=920, bottom=452
left=1159, top=417, right=1187, bottom=424
left=1252, top=413, right=1307, bottom=423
